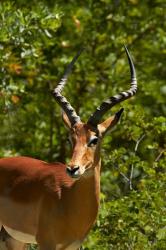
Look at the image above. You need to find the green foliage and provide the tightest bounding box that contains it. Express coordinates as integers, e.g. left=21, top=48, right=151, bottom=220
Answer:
left=0, top=0, right=165, bottom=249
left=85, top=185, right=165, bottom=250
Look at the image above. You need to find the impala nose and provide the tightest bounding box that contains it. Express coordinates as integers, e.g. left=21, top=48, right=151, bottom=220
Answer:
left=66, top=166, right=80, bottom=178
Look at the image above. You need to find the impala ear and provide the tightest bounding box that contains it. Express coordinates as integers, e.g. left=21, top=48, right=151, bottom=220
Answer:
left=62, top=111, right=72, bottom=129
left=98, top=108, right=124, bottom=136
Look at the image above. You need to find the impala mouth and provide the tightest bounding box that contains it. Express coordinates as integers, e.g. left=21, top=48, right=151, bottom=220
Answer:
left=66, top=164, right=93, bottom=179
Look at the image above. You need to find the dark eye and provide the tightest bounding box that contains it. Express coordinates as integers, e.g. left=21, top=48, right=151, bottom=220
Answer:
left=88, top=137, right=98, bottom=147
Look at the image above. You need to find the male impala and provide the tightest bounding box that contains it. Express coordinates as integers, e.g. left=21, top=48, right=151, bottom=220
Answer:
left=0, top=227, right=27, bottom=250
left=0, top=46, right=137, bottom=250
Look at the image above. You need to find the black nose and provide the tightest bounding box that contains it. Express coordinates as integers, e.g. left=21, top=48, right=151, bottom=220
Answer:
left=66, top=166, right=79, bottom=176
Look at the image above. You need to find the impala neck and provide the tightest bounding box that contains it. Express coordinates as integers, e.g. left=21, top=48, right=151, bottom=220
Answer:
left=72, top=160, right=101, bottom=205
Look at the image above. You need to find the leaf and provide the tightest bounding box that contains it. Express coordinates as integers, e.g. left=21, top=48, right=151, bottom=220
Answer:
left=11, top=95, right=20, bottom=104
left=157, top=228, right=166, bottom=240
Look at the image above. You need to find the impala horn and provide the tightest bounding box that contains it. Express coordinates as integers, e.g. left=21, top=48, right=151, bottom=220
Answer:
left=53, top=49, right=84, bottom=126
left=87, top=45, right=137, bottom=127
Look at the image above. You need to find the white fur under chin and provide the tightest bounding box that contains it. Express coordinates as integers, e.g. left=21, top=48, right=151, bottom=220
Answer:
left=82, top=168, right=95, bottom=178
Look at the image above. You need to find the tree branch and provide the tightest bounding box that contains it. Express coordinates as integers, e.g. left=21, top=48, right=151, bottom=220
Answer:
left=154, top=149, right=165, bottom=162
left=129, top=134, right=145, bottom=190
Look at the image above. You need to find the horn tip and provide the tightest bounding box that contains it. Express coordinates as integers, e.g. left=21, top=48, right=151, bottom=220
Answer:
left=115, top=108, right=124, bottom=120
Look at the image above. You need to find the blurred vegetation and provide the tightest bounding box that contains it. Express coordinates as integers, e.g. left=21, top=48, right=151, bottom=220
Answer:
left=0, top=0, right=165, bottom=249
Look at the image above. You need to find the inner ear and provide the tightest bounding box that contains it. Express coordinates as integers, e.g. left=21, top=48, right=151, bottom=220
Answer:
left=98, top=108, right=124, bottom=136
left=62, top=111, right=72, bottom=130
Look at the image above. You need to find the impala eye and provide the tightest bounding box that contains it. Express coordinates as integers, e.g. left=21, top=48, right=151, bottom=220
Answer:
left=88, top=136, right=98, bottom=147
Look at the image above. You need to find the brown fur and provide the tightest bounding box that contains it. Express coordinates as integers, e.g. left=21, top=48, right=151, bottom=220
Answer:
left=0, top=227, right=27, bottom=250
left=0, top=115, right=119, bottom=250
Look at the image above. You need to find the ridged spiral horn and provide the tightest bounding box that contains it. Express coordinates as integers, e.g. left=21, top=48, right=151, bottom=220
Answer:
left=53, top=49, right=84, bottom=126
left=87, top=45, right=137, bottom=127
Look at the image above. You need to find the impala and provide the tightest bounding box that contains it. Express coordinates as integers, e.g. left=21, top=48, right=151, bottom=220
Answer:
left=0, top=46, right=137, bottom=250
left=0, top=227, right=27, bottom=250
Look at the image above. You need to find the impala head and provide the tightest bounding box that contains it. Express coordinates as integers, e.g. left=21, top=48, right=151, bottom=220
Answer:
left=53, top=46, right=137, bottom=179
